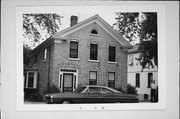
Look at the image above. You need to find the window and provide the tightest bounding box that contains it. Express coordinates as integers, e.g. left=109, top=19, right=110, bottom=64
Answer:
left=101, top=88, right=113, bottom=93
left=90, top=43, right=98, bottom=60
left=108, top=72, right=115, bottom=88
left=135, top=73, right=140, bottom=87
left=89, top=71, right=97, bottom=85
left=148, top=73, right=153, bottom=88
left=91, top=29, right=98, bottom=35
left=34, top=54, right=37, bottom=63
left=129, top=55, right=133, bottom=66
left=69, top=41, right=78, bottom=58
left=26, top=71, right=37, bottom=89
left=109, top=46, right=116, bottom=62
left=88, top=87, right=101, bottom=94
left=44, top=49, right=47, bottom=60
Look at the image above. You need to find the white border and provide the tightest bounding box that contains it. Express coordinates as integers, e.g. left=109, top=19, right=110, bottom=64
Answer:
left=16, top=4, right=166, bottom=111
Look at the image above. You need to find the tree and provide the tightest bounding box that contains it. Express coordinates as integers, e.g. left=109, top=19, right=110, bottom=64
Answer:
left=23, top=44, right=31, bottom=66
left=23, top=13, right=63, bottom=48
left=114, top=12, right=157, bottom=69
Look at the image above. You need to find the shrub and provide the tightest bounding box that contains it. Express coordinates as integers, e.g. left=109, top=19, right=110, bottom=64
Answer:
left=43, top=85, right=60, bottom=95
left=114, top=86, right=126, bottom=93
left=24, top=91, right=43, bottom=102
left=127, top=84, right=138, bottom=95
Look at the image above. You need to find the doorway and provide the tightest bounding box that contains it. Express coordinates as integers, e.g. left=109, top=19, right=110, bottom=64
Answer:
left=63, top=73, right=73, bottom=92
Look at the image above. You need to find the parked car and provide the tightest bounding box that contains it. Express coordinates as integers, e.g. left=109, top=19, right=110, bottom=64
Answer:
left=43, top=85, right=139, bottom=104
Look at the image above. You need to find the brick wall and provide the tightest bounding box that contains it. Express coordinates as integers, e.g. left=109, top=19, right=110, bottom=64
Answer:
left=51, top=22, right=128, bottom=92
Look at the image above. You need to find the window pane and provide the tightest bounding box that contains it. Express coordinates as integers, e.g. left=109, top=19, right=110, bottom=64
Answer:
left=28, top=73, right=34, bottom=88
left=101, top=88, right=113, bottom=93
left=89, top=87, right=101, bottom=93
left=90, top=71, right=96, bottom=79
left=109, top=46, right=116, bottom=62
left=90, top=44, right=98, bottom=60
left=109, top=72, right=115, bottom=81
left=108, top=81, right=115, bottom=88
left=70, top=41, right=78, bottom=49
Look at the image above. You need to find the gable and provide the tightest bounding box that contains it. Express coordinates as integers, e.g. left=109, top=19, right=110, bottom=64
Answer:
left=52, top=14, right=132, bottom=49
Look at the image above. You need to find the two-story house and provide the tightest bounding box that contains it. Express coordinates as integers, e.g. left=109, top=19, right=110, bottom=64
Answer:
left=128, top=44, right=158, bottom=101
left=24, top=15, right=132, bottom=97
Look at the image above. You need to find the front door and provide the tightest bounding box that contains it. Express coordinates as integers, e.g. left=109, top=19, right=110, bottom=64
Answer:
left=63, top=73, right=73, bottom=93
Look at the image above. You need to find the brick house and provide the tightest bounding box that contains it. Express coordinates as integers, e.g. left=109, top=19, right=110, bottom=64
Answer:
left=24, top=15, right=132, bottom=96
left=127, top=44, right=158, bottom=100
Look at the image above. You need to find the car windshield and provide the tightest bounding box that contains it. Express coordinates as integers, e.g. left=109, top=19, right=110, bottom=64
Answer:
left=73, top=86, right=86, bottom=93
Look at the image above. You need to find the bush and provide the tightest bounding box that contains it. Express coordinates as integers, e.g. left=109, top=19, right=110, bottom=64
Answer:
left=114, top=86, right=126, bottom=93
left=43, top=85, right=60, bottom=95
left=127, top=84, right=137, bottom=95
left=24, top=91, right=43, bottom=102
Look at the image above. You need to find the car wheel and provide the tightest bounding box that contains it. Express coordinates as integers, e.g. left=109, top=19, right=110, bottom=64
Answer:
left=62, top=100, right=70, bottom=104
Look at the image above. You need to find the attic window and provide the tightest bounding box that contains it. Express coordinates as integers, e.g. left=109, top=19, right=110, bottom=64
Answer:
left=90, top=29, right=99, bottom=36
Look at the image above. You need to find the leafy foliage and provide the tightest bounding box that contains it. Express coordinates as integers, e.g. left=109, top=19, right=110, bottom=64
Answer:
left=23, top=44, right=32, bottom=65
left=127, top=84, right=137, bottom=95
left=114, top=12, right=140, bottom=43
left=43, top=85, right=61, bottom=95
left=23, top=13, right=63, bottom=48
left=114, top=12, right=157, bottom=69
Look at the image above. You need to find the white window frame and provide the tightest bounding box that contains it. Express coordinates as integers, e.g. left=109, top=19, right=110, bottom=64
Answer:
left=90, top=28, right=100, bottom=37
left=25, top=71, right=37, bottom=89
left=108, top=45, right=117, bottom=62
left=43, top=48, right=47, bottom=61
left=90, top=43, right=99, bottom=61
left=69, top=40, right=79, bottom=60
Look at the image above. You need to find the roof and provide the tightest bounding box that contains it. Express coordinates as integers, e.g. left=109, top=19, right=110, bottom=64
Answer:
left=128, top=44, right=140, bottom=53
left=52, top=14, right=132, bottom=48
left=31, top=14, right=132, bottom=55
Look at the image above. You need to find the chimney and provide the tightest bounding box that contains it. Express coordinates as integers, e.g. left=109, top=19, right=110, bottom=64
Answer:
left=70, top=15, right=78, bottom=27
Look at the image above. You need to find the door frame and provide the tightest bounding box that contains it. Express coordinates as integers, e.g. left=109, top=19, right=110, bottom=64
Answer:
left=58, top=69, right=78, bottom=92
left=62, top=73, right=74, bottom=92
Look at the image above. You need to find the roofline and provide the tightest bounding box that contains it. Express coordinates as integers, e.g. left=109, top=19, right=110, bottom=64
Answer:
left=52, top=14, right=132, bottom=48
left=30, top=38, right=54, bottom=56
left=30, top=14, right=133, bottom=55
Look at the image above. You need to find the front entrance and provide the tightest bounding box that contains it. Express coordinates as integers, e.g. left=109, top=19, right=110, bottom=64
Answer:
left=59, top=69, right=78, bottom=93
left=63, top=73, right=73, bottom=92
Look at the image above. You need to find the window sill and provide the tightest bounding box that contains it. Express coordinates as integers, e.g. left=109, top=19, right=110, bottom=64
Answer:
left=108, top=61, right=117, bottom=64
left=88, top=60, right=100, bottom=63
left=90, top=34, right=100, bottom=37
left=68, top=58, right=80, bottom=61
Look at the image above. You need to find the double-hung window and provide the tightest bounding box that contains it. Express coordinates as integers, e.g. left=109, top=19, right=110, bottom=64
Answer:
left=69, top=41, right=78, bottom=58
left=109, top=46, right=116, bottom=62
left=90, top=43, right=98, bottom=60
left=89, top=71, right=97, bottom=85
left=108, top=72, right=115, bottom=88
left=148, top=73, right=153, bottom=88
left=135, top=73, right=140, bottom=87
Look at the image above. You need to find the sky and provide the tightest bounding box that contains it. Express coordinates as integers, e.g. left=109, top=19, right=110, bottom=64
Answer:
left=22, top=5, right=143, bottom=48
